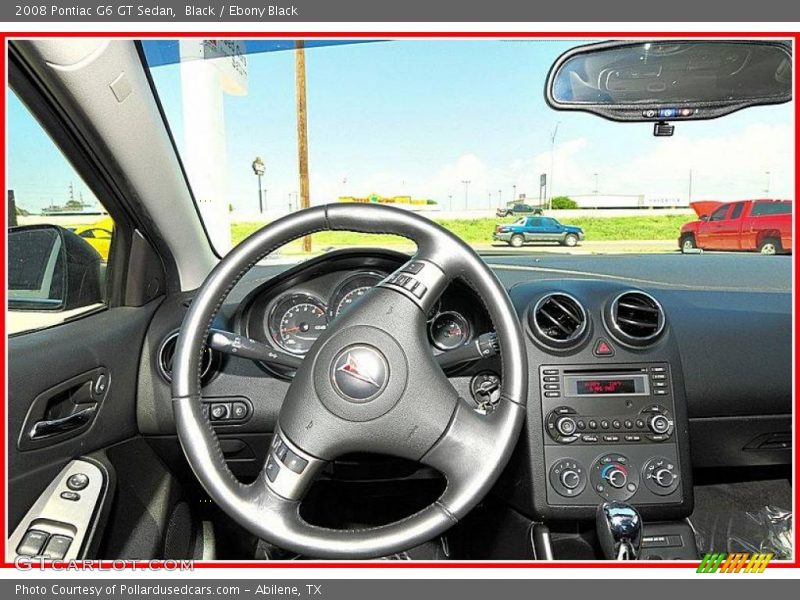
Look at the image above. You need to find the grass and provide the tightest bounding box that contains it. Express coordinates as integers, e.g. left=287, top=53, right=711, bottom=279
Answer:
left=230, top=214, right=689, bottom=251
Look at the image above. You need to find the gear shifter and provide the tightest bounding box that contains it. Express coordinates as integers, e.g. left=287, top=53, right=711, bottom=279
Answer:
left=596, top=501, right=642, bottom=560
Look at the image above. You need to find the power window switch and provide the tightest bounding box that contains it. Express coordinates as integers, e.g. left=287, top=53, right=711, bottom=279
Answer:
left=41, top=535, right=73, bottom=560
left=16, top=530, right=49, bottom=557
left=60, top=491, right=81, bottom=502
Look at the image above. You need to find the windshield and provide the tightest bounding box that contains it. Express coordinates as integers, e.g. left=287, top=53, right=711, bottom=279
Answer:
left=141, top=39, right=793, bottom=259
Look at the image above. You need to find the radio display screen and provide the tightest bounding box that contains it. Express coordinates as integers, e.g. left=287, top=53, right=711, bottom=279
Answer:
left=575, top=378, right=638, bottom=395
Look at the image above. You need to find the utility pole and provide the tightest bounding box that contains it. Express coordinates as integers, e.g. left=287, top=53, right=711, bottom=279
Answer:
left=512, top=184, right=517, bottom=203
left=688, top=169, right=693, bottom=203
left=296, top=40, right=311, bottom=252
left=593, top=172, right=599, bottom=195
left=764, top=170, right=771, bottom=195
left=498, top=189, right=502, bottom=206
left=548, top=123, right=560, bottom=210
left=461, top=180, right=471, bottom=210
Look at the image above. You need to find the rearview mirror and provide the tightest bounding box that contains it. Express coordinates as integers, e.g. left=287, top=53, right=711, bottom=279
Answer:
left=546, top=41, right=792, bottom=124
left=8, top=225, right=103, bottom=312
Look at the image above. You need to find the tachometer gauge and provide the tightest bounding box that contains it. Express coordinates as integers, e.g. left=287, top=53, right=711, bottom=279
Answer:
left=330, top=272, right=385, bottom=318
left=268, top=294, right=329, bottom=355
left=430, top=311, right=471, bottom=351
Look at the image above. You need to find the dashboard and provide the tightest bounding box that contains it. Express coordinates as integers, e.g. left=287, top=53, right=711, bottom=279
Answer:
left=135, top=249, right=791, bottom=524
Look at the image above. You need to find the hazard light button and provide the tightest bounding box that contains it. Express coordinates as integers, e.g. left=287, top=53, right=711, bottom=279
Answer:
left=593, top=339, right=615, bottom=357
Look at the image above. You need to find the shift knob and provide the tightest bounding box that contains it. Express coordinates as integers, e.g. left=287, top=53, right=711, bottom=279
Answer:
left=596, top=501, right=642, bottom=560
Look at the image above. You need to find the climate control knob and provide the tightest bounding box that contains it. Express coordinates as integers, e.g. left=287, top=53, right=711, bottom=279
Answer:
left=591, top=454, right=639, bottom=502
left=549, top=458, right=587, bottom=497
left=642, top=456, right=680, bottom=496
left=560, top=469, right=581, bottom=490
left=602, top=465, right=628, bottom=488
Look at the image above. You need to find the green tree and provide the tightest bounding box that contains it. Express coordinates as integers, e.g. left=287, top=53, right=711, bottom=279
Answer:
left=551, top=196, right=578, bottom=209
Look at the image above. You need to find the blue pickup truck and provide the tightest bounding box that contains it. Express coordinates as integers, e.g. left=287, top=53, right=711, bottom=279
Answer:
left=493, top=216, right=585, bottom=248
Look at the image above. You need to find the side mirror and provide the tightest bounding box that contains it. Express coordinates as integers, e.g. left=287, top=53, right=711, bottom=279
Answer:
left=699, top=215, right=710, bottom=222
left=8, top=225, right=103, bottom=312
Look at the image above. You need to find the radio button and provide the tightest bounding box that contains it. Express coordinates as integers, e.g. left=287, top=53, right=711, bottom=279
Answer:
left=647, top=434, right=669, bottom=442
left=625, top=434, right=642, bottom=442
left=652, top=373, right=667, bottom=380
left=612, top=420, right=622, bottom=429
left=653, top=381, right=667, bottom=388
left=543, top=383, right=560, bottom=390
left=543, top=369, right=558, bottom=375
left=581, top=434, right=598, bottom=443
left=650, top=366, right=666, bottom=372
left=635, top=419, right=646, bottom=429
left=603, top=435, right=620, bottom=443
left=654, top=389, right=668, bottom=395
left=576, top=420, right=586, bottom=430
left=555, top=406, right=576, bottom=415
left=600, top=420, right=610, bottom=429
left=543, top=376, right=559, bottom=382
left=624, top=420, right=633, bottom=429
left=544, top=391, right=560, bottom=398
left=588, top=420, right=598, bottom=430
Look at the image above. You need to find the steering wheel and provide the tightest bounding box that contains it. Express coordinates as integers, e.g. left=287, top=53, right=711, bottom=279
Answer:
left=172, top=203, right=527, bottom=559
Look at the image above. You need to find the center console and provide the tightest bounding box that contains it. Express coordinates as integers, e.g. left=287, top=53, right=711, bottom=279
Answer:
left=542, top=362, right=682, bottom=508
left=504, top=281, right=694, bottom=526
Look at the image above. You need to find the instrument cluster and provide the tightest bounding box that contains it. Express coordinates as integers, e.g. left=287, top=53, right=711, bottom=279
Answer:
left=237, top=252, right=490, bottom=377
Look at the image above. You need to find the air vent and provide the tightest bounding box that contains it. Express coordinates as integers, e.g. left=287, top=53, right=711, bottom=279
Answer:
left=529, top=293, right=588, bottom=349
left=608, top=291, right=665, bottom=346
left=157, top=331, right=217, bottom=384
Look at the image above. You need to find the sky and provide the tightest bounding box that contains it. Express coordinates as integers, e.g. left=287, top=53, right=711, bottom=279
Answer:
left=6, top=40, right=795, bottom=216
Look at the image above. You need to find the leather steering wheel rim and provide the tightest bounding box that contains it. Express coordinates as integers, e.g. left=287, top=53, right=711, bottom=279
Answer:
left=172, top=203, right=527, bottom=559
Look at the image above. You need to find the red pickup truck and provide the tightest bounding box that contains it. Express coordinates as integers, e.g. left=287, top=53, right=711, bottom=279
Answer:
left=679, top=199, right=792, bottom=255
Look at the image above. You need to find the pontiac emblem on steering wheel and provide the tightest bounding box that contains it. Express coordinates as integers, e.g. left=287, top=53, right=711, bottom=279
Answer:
left=331, top=346, right=389, bottom=402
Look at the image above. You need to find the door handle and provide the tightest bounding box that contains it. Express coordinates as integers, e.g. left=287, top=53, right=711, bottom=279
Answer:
left=29, top=405, right=97, bottom=440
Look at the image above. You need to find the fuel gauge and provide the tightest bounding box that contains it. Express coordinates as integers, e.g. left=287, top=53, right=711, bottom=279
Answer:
left=430, top=311, right=471, bottom=351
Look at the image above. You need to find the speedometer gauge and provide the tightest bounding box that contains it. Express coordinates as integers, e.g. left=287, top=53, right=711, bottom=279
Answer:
left=330, top=272, right=385, bottom=318
left=268, top=294, right=329, bottom=355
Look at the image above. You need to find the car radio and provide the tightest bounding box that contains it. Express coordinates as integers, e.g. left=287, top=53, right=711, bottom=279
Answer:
left=542, top=365, right=674, bottom=446
left=540, top=363, right=684, bottom=507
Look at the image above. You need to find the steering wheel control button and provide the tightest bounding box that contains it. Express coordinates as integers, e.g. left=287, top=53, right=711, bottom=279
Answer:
left=41, top=535, right=73, bottom=560
left=643, top=457, right=680, bottom=496
left=16, top=530, right=49, bottom=557
left=66, top=473, right=89, bottom=491
left=549, top=458, right=587, bottom=498
left=402, top=261, right=425, bottom=274
left=591, top=454, right=640, bottom=502
left=282, top=450, right=309, bottom=474
left=265, top=456, right=280, bottom=482
left=331, top=345, right=389, bottom=403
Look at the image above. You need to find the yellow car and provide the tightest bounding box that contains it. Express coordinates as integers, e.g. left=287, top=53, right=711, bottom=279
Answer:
left=72, top=217, right=114, bottom=261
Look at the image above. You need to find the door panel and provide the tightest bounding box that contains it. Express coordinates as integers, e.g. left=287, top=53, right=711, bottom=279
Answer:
left=8, top=302, right=159, bottom=529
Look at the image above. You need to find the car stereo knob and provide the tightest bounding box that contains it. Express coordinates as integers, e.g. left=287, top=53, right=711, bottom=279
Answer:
left=555, top=416, right=577, bottom=437
left=560, top=469, right=581, bottom=490
left=648, top=414, right=670, bottom=435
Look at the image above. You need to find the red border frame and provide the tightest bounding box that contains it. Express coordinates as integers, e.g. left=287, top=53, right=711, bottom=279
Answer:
left=1, top=29, right=797, bottom=571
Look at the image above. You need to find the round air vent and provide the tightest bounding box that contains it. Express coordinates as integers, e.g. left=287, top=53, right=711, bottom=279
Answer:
left=607, top=291, right=665, bottom=346
left=529, top=293, right=588, bottom=349
left=157, top=331, right=217, bottom=384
